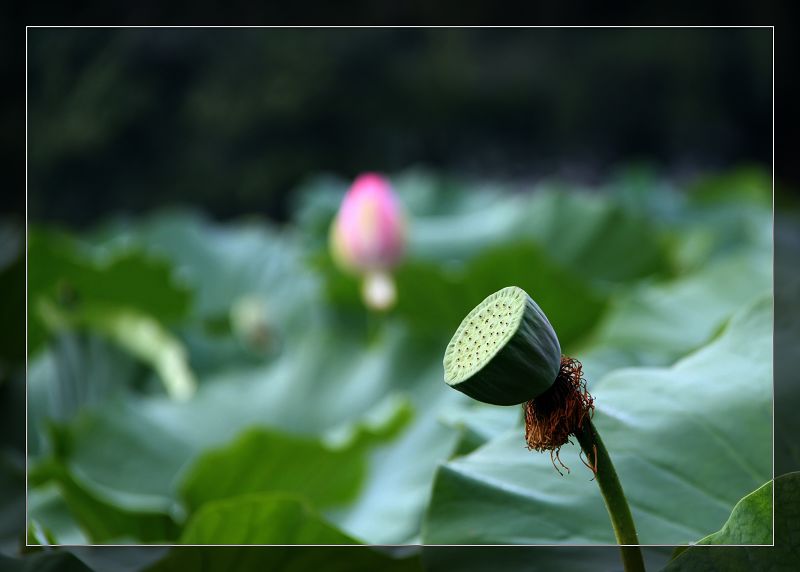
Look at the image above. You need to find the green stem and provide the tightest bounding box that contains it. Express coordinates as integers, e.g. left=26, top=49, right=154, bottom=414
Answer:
left=575, top=419, right=646, bottom=572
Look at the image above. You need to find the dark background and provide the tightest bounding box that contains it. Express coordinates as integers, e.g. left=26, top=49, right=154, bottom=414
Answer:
left=26, top=27, right=772, bottom=227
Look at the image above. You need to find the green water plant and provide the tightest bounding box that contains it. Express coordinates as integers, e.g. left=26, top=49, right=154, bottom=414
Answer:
left=443, top=286, right=646, bottom=572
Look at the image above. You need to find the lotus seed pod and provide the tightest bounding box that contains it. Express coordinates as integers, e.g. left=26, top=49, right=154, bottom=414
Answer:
left=330, top=173, right=406, bottom=274
left=443, top=286, right=562, bottom=406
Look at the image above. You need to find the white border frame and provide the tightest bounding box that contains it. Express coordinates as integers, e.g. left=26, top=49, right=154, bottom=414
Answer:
left=24, top=24, right=776, bottom=550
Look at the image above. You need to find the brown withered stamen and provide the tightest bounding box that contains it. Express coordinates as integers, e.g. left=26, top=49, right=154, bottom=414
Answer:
left=523, top=356, right=595, bottom=474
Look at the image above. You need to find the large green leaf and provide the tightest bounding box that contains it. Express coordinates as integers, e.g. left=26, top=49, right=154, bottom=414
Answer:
left=179, top=400, right=411, bottom=513
left=518, top=188, right=670, bottom=283
left=577, top=250, right=770, bottom=381
left=180, top=494, right=356, bottom=544
left=32, top=408, right=415, bottom=546
left=42, top=404, right=191, bottom=515
left=395, top=242, right=607, bottom=349
left=27, top=484, right=89, bottom=545
left=28, top=323, right=457, bottom=544
left=325, top=378, right=461, bottom=544
left=27, top=229, right=191, bottom=356
left=664, top=472, right=799, bottom=571
left=38, top=305, right=197, bottom=401
left=87, top=211, right=323, bottom=382
left=26, top=334, right=145, bottom=457
left=693, top=479, right=772, bottom=545
left=27, top=325, right=396, bottom=507
left=27, top=229, right=196, bottom=400
left=675, top=479, right=772, bottom=555
left=28, top=459, right=179, bottom=544
left=93, top=210, right=318, bottom=332
left=78, top=308, right=196, bottom=401
left=386, top=172, right=670, bottom=284
left=423, top=296, right=772, bottom=544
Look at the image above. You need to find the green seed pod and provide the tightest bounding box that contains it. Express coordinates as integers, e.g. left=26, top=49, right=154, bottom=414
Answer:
left=443, top=286, right=561, bottom=406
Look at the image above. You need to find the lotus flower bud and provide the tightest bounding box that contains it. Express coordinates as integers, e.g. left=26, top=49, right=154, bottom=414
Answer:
left=330, top=173, right=407, bottom=311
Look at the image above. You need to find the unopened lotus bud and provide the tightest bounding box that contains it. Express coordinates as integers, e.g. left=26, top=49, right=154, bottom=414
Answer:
left=443, top=286, right=561, bottom=406
left=330, top=173, right=406, bottom=311
left=330, top=173, right=406, bottom=274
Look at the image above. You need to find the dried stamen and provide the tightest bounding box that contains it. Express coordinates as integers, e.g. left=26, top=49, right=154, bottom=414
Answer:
left=523, top=356, right=595, bottom=474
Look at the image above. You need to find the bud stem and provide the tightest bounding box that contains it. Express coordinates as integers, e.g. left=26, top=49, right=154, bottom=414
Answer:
left=361, top=271, right=397, bottom=311
left=575, top=419, right=646, bottom=572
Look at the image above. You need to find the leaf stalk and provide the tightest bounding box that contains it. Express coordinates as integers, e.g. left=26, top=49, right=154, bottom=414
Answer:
left=575, top=419, right=646, bottom=572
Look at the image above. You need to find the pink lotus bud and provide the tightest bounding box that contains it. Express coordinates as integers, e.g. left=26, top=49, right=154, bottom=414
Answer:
left=330, top=173, right=406, bottom=274
left=330, top=173, right=407, bottom=311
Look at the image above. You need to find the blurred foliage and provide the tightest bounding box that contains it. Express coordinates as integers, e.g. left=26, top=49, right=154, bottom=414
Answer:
left=27, top=230, right=196, bottom=400
left=6, top=167, right=798, bottom=571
